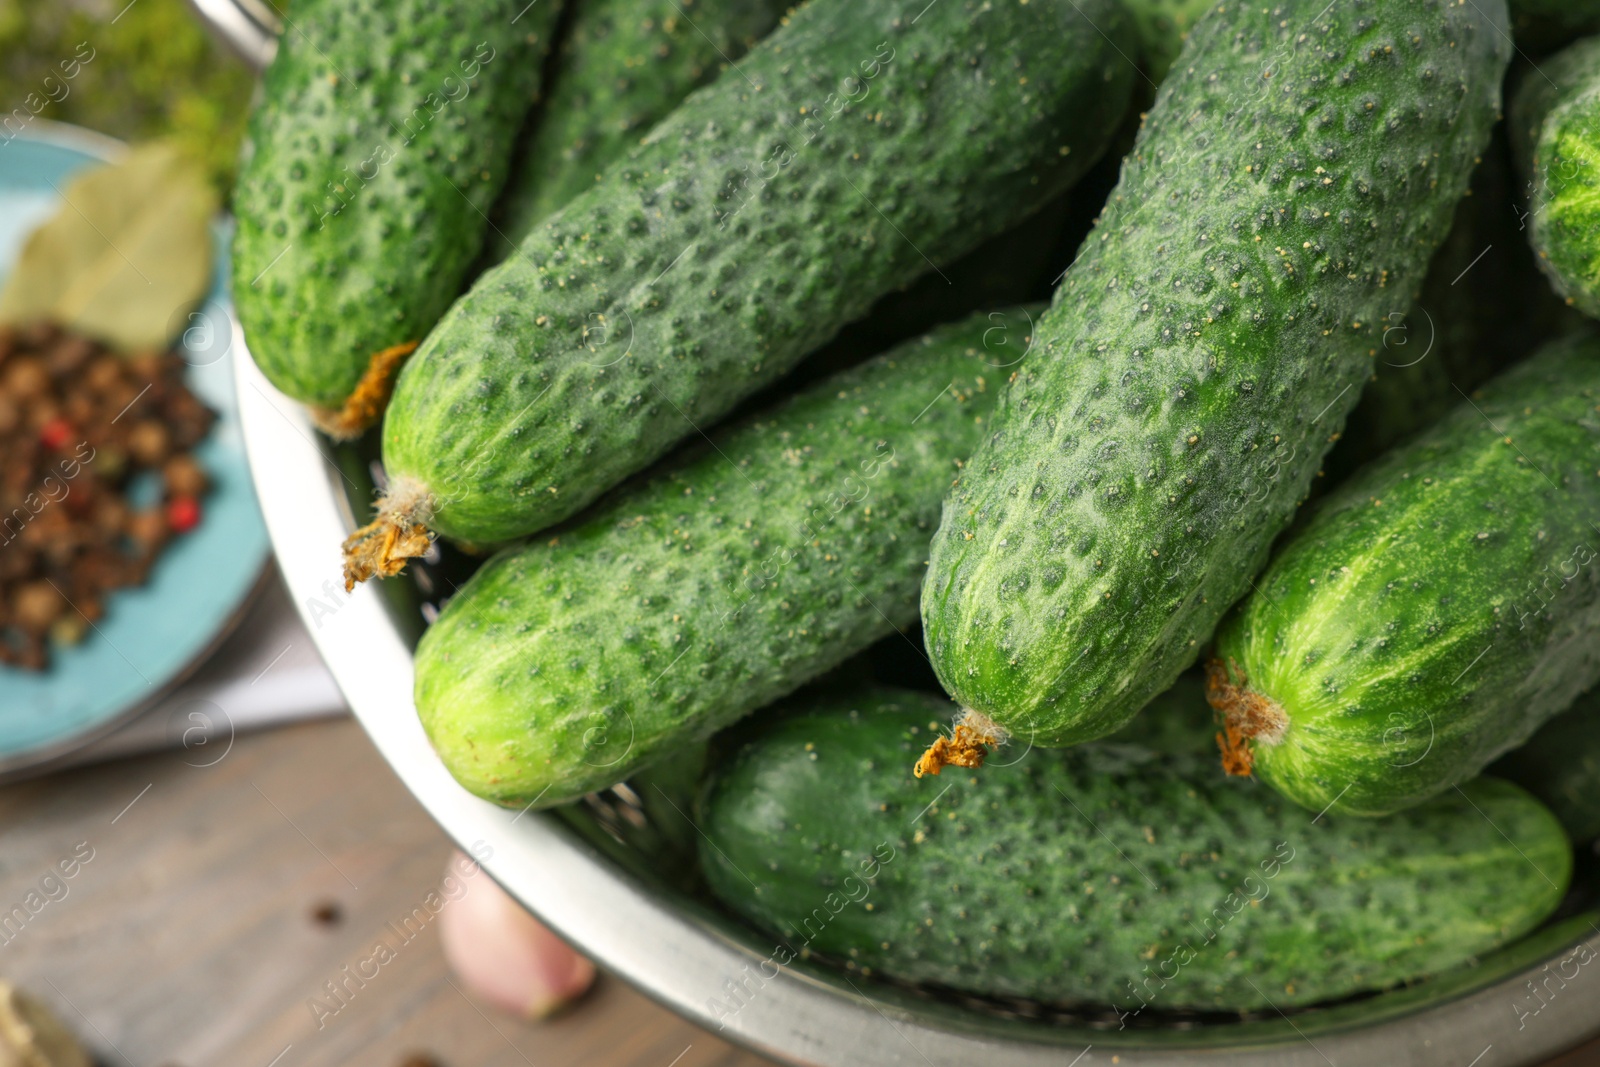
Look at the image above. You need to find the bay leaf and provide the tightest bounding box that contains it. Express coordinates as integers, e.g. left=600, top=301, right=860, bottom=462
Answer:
left=0, top=141, right=217, bottom=351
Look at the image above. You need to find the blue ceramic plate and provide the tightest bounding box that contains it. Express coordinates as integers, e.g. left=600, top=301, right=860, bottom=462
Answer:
left=0, top=121, right=269, bottom=769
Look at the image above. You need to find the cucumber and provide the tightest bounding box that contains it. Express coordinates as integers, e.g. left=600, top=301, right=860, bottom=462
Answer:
left=918, top=0, right=1511, bottom=766
left=1513, top=35, right=1600, bottom=321
left=494, top=0, right=789, bottom=249
left=232, top=0, right=560, bottom=435
left=1493, top=689, right=1600, bottom=843
left=1212, top=331, right=1600, bottom=817
left=346, top=0, right=1137, bottom=584
left=698, top=685, right=1570, bottom=1011
left=413, top=309, right=1028, bottom=808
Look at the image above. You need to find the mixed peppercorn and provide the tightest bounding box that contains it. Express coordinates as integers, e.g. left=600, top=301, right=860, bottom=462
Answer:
left=0, top=321, right=213, bottom=669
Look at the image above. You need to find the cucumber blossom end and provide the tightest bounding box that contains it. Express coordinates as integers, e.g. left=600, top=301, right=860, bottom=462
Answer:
left=1205, top=656, right=1289, bottom=778
left=341, top=474, right=435, bottom=590
left=911, top=708, right=1006, bottom=778
left=308, top=339, right=421, bottom=440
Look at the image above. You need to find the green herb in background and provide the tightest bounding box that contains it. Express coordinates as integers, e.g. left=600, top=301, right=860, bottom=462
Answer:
left=0, top=0, right=256, bottom=194
left=0, top=141, right=215, bottom=350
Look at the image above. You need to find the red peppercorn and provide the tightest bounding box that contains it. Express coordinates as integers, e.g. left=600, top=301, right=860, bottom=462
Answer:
left=38, top=417, right=74, bottom=451
left=166, top=495, right=201, bottom=533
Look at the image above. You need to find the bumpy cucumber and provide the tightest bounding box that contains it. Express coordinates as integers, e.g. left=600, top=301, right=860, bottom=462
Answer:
left=355, top=0, right=1136, bottom=579
left=920, top=0, right=1510, bottom=758
left=1513, top=36, right=1600, bottom=321
left=1493, top=689, right=1600, bottom=842
left=495, top=0, right=788, bottom=248
left=1212, top=331, right=1600, bottom=817
left=233, top=0, right=559, bottom=433
left=414, top=309, right=1029, bottom=808
left=698, top=685, right=1569, bottom=1011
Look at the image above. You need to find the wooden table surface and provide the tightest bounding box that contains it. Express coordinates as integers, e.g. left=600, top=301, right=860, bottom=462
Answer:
left=0, top=716, right=770, bottom=1067
left=2, top=714, right=1598, bottom=1067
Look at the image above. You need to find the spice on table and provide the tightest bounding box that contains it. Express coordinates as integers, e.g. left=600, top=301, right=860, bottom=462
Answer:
left=0, top=321, right=214, bottom=670
left=310, top=900, right=343, bottom=927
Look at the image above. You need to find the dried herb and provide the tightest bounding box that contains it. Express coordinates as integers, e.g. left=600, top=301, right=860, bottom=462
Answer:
left=0, top=142, right=215, bottom=352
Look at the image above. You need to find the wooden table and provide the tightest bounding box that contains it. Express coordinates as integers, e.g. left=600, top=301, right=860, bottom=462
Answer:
left=0, top=716, right=769, bottom=1067
left=3, top=715, right=1597, bottom=1067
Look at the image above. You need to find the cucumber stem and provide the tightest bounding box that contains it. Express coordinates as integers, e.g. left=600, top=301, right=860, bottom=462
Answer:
left=1204, top=658, right=1288, bottom=778
left=914, top=709, right=1007, bottom=778
left=309, top=339, right=420, bottom=440
left=340, top=474, right=435, bottom=591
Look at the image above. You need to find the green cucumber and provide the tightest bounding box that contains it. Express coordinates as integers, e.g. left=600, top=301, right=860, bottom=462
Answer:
left=350, top=0, right=1136, bottom=582
left=698, top=685, right=1570, bottom=1011
left=1212, top=331, right=1600, bottom=817
left=494, top=0, right=789, bottom=248
left=1513, top=36, right=1600, bottom=321
left=414, top=309, right=1029, bottom=808
left=1493, top=689, right=1600, bottom=843
left=919, top=0, right=1510, bottom=761
left=232, top=0, right=560, bottom=434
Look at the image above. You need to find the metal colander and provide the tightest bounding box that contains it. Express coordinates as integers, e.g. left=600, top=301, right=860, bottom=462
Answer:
left=208, top=2, right=1600, bottom=1057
